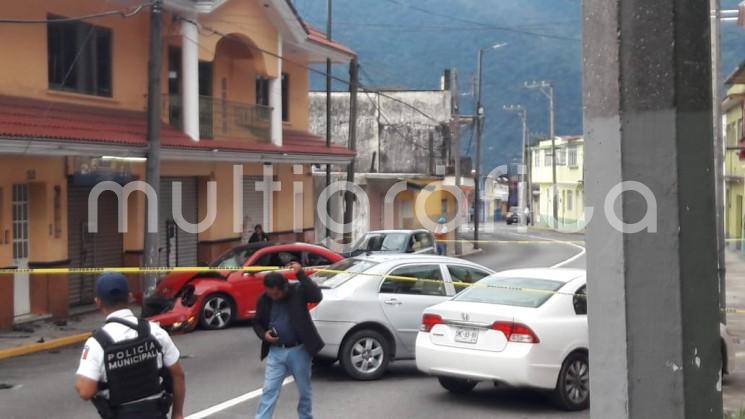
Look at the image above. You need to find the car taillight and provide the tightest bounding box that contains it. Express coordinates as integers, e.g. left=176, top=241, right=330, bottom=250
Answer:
left=491, top=321, right=540, bottom=344
left=420, top=313, right=443, bottom=332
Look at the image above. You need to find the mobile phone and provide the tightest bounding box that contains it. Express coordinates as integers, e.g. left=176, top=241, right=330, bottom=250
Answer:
left=269, top=327, right=278, bottom=338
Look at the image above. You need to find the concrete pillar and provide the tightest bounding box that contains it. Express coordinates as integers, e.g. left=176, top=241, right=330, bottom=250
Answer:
left=269, top=34, right=283, bottom=146
left=583, top=1, right=722, bottom=418
left=181, top=18, right=199, bottom=141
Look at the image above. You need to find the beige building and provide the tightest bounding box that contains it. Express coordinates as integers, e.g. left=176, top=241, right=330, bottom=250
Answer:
left=530, top=136, right=585, bottom=228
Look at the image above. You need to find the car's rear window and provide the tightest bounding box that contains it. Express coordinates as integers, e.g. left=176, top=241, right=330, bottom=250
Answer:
left=454, top=276, right=564, bottom=308
left=312, top=258, right=379, bottom=288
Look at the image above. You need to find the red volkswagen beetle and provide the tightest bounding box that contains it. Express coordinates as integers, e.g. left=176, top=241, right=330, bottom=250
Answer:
left=144, top=242, right=343, bottom=332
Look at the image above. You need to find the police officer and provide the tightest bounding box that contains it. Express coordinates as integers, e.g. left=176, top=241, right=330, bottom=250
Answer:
left=75, top=273, right=186, bottom=419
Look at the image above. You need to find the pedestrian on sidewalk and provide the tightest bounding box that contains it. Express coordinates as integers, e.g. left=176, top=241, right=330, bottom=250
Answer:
left=434, top=216, right=449, bottom=256
left=74, top=273, right=186, bottom=419
left=253, top=262, right=324, bottom=419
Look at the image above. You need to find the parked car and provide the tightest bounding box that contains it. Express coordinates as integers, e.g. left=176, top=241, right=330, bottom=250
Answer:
left=505, top=206, right=530, bottom=225
left=310, top=254, right=495, bottom=380
left=415, top=268, right=736, bottom=411
left=344, top=229, right=436, bottom=257
left=144, top=242, right=343, bottom=332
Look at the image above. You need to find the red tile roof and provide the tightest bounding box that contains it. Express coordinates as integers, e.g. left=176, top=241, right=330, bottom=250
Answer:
left=306, top=26, right=356, bottom=57
left=0, top=96, right=354, bottom=157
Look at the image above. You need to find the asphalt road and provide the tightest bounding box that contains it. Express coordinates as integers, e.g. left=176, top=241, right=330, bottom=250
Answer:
left=0, top=225, right=588, bottom=419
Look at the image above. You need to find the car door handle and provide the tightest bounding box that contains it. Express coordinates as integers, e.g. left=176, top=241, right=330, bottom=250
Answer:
left=384, top=299, right=402, bottom=306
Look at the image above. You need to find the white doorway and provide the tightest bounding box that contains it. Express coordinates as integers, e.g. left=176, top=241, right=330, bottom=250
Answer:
left=12, top=183, right=30, bottom=317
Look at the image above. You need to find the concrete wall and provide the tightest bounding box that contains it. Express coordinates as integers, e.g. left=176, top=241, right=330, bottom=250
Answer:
left=309, top=90, right=452, bottom=174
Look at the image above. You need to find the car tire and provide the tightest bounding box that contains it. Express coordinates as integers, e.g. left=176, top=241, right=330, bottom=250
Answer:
left=340, top=329, right=391, bottom=380
left=554, top=351, right=590, bottom=411
left=438, top=376, right=477, bottom=394
left=199, top=293, right=235, bottom=330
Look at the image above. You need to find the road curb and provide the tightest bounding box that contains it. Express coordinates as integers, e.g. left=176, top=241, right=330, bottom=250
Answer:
left=0, top=332, right=90, bottom=361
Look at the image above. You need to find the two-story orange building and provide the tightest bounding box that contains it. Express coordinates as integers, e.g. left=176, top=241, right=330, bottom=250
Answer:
left=0, top=0, right=355, bottom=329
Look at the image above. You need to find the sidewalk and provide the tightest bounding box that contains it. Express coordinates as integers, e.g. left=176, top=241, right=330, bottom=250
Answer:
left=0, top=305, right=141, bottom=361
left=725, top=249, right=745, bottom=413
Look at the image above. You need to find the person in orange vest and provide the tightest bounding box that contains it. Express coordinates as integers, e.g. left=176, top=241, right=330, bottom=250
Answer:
left=434, top=216, right=449, bottom=256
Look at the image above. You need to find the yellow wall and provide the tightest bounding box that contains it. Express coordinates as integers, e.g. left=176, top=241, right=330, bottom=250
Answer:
left=0, top=0, right=150, bottom=110
left=283, top=58, right=310, bottom=131
left=0, top=156, right=68, bottom=266
left=0, top=0, right=312, bottom=135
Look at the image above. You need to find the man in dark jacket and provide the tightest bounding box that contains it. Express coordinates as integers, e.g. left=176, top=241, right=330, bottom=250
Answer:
left=253, top=261, right=323, bottom=419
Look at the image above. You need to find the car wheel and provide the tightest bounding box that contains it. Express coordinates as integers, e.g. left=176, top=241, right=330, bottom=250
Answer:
left=554, top=351, right=590, bottom=411
left=340, top=329, right=390, bottom=380
left=199, top=293, right=234, bottom=330
left=438, top=376, right=477, bottom=394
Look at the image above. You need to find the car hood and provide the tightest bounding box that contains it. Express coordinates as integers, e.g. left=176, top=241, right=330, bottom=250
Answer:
left=155, top=270, right=226, bottom=298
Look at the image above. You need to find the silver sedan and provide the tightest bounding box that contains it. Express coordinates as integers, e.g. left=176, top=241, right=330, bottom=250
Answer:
left=310, top=254, right=495, bottom=380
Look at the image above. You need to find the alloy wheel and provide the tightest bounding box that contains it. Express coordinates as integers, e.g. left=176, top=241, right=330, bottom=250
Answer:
left=350, top=337, right=384, bottom=374
left=563, top=358, right=589, bottom=404
left=202, top=295, right=232, bottom=329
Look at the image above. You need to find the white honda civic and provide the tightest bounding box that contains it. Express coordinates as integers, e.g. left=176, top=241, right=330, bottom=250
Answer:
left=416, top=268, right=736, bottom=411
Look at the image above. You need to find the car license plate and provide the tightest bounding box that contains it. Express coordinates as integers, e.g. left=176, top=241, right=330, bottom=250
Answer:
left=454, top=327, right=479, bottom=344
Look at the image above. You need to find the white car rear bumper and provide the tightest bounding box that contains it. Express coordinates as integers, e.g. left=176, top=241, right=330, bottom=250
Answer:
left=415, top=332, right=560, bottom=390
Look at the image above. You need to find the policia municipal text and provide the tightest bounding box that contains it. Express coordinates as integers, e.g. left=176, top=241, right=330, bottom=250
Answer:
left=75, top=273, right=186, bottom=419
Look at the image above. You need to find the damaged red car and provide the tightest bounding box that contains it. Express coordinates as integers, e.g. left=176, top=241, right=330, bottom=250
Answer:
left=143, top=242, right=343, bottom=332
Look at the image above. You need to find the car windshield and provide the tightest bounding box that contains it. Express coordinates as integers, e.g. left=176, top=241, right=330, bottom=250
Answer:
left=353, top=232, right=409, bottom=252
left=454, top=276, right=564, bottom=308
left=312, top=258, right=379, bottom=288
left=210, top=247, right=254, bottom=268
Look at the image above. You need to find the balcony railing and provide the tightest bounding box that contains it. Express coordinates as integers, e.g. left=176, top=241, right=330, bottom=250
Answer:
left=163, top=95, right=272, bottom=142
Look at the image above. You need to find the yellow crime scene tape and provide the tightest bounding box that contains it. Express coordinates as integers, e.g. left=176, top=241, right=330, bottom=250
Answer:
left=5, top=264, right=743, bottom=314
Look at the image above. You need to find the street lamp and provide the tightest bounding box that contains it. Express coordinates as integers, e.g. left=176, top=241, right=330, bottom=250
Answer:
left=525, top=80, right=558, bottom=228
left=503, top=104, right=531, bottom=225
left=473, top=42, right=507, bottom=248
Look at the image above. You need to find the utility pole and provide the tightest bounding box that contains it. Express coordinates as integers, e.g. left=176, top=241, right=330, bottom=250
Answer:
left=343, top=57, right=358, bottom=244
left=472, top=43, right=507, bottom=246
left=474, top=49, right=484, bottom=249
left=504, top=104, right=529, bottom=226
left=711, top=0, right=727, bottom=323
left=325, top=0, right=333, bottom=240
left=449, top=69, right=463, bottom=255
left=525, top=81, right=557, bottom=228
left=583, top=0, right=721, bottom=416
left=143, top=0, right=163, bottom=302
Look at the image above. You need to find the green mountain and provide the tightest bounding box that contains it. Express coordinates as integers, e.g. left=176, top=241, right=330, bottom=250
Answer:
left=296, top=0, right=745, bottom=172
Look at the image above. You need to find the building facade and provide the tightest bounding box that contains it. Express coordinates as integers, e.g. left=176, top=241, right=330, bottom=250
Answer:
left=0, top=0, right=355, bottom=328
left=530, top=136, right=585, bottom=228
left=308, top=81, right=465, bottom=243
left=724, top=66, right=745, bottom=250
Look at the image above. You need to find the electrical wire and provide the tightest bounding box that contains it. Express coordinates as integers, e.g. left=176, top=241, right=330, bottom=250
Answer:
left=379, top=0, right=580, bottom=42
left=183, top=17, right=443, bottom=124
left=0, top=3, right=150, bottom=24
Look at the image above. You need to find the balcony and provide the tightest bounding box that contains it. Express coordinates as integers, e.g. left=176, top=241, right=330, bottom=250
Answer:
left=163, top=95, right=272, bottom=142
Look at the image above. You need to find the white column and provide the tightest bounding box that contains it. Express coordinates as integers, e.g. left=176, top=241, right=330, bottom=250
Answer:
left=181, top=18, right=199, bottom=141
left=269, top=34, right=283, bottom=146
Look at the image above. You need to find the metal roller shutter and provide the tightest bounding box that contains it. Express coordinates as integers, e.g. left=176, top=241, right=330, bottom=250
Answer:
left=159, top=177, right=198, bottom=267
left=67, top=185, right=123, bottom=306
left=242, top=175, right=265, bottom=240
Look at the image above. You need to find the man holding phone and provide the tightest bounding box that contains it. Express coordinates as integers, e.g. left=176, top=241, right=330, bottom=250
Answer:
left=253, top=261, right=324, bottom=419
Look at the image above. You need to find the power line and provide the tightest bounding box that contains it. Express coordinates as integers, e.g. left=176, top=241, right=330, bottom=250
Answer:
left=379, top=0, right=580, bottom=42
left=185, top=17, right=442, bottom=123
left=0, top=3, right=150, bottom=24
